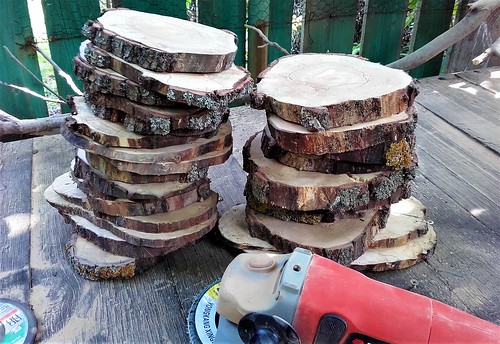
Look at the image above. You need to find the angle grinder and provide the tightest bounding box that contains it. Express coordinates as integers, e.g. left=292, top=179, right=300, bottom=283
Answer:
left=188, top=248, right=499, bottom=343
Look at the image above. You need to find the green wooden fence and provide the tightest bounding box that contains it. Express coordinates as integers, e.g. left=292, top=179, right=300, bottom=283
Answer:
left=0, top=0, right=467, bottom=119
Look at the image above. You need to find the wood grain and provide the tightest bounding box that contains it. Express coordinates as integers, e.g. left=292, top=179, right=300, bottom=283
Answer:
left=253, top=54, right=417, bottom=130
left=0, top=139, right=33, bottom=301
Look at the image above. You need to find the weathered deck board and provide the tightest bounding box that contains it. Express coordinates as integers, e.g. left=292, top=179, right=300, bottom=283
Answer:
left=0, top=139, right=33, bottom=302
left=454, top=67, right=500, bottom=95
left=416, top=75, right=500, bottom=153
left=0, top=69, right=499, bottom=343
left=416, top=105, right=500, bottom=231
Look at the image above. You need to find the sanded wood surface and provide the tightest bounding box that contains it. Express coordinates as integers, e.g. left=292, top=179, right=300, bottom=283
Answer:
left=0, top=70, right=499, bottom=343
left=253, top=54, right=417, bottom=130
left=83, top=8, right=237, bottom=73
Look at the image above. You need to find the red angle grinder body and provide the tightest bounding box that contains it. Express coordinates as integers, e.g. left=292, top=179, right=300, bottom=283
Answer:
left=210, top=248, right=499, bottom=344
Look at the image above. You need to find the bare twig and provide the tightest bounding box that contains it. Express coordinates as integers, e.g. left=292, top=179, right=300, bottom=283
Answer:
left=0, top=80, right=66, bottom=104
left=0, top=109, right=67, bottom=142
left=387, top=0, right=500, bottom=71
left=2, top=45, right=66, bottom=102
left=472, top=35, right=500, bottom=65
left=33, top=44, right=83, bottom=95
left=245, top=24, right=290, bottom=56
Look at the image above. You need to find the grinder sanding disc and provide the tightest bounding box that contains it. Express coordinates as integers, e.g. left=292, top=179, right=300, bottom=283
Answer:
left=0, top=299, right=37, bottom=344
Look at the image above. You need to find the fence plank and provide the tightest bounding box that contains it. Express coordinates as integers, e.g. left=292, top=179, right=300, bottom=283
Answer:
left=0, top=1, right=47, bottom=119
left=409, top=0, right=455, bottom=78
left=198, top=0, right=246, bottom=66
left=303, top=0, right=357, bottom=54
left=41, top=0, right=100, bottom=112
left=115, top=0, right=188, bottom=19
left=248, top=0, right=270, bottom=78
left=267, top=0, right=294, bottom=64
left=360, top=0, right=408, bottom=64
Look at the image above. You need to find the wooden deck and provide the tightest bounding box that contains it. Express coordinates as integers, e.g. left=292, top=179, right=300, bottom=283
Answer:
left=1, top=67, right=499, bottom=342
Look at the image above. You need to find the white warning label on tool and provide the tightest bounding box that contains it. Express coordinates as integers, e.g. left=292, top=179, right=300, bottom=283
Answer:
left=194, top=283, right=219, bottom=343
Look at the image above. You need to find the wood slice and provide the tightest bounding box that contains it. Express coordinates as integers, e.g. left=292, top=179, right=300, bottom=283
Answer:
left=45, top=184, right=218, bottom=249
left=246, top=206, right=384, bottom=266
left=82, top=41, right=253, bottom=110
left=261, top=125, right=417, bottom=173
left=246, top=191, right=391, bottom=225
left=73, top=55, right=174, bottom=107
left=66, top=97, right=219, bottom=149
left=71, top=157, right=210, bottom=201
left=51, top=175, right=219, bottom=234
left=77, top=150, right=208, bottom=184
left=350, top=226, right=437, bottom=272
left=82, top=8, right=237, bottom=73
left=81, top=91, right=228, bottom=136
left=217, top=204, right=278, bottom=252
left=64, top=215, right=172, bottom=258
left=61, top=120, right=232, bottom=164
left=266, top=108, right=417, bottom=155
left=63, top=170, right=212, bottom=216
left=65, top=233, right=159, bottom=280
left=85, top=143, right=232, bottom=176
left=253, top=53, right=418, bottom=131
left=244, top=132, right=414, bottom=212
left=369, top=197, right=428, bottom=249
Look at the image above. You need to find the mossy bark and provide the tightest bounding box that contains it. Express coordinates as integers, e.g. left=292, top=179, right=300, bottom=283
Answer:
left=83, top=42, right=254, bottom=111
left=266, top=108, right=418, bottom=155
left=82, top=9, right=237, bottom=73
left=65, top=233, right=160, bottom=281
left=80, top=92, right=228, bottom=136
left=246, top=206, right=384, bottom=266
left=261, top=128, right=417, bottom=174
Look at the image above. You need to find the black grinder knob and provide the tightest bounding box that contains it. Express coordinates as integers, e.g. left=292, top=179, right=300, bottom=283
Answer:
left=238, top=312, right=300, bottom=344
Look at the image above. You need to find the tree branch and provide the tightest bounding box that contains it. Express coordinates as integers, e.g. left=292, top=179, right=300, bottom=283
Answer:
left=33, top=44, right=83, bottom=96
left=0, top=109, right=67, bottom=142
left=2, top=45, right=66, bottom=102
left=245, top=24, right=290, bottom=56
left=472, top=35, right=500, bottom=65
left=0, top=80, right=66, bottom=104
left=387, top=0, right=500, bottom=71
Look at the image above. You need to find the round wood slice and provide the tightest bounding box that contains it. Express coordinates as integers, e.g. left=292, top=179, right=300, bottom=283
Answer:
left=246, top=191, right=391, bottom=225
left=253, top=53, right=418, bottom=131
left=83, top=8, right=237, bottom=73
left=369, top=197, right=428, bottom=248
left=73, top=55, right=174, bottom=107
left=244, top=132, right=414, bottom=212
left=261, top=125, right=417, bottom=173
left=45, top=184, right=218, bottom=248
left=246, top=206, right=384, bottom=266
left=82, top=41, right=254, bottom=110
left=63, top=169, right=212, bottom=216
left=350, top=226, right=437, bottom=272
left=66, top=97, right=221, bottom=149
left=85, top=144, right=232, bottom=176
left=217, top=204, right=278, bottom=252
left=65, top=233, right=159, bottom=280
left=78, top=151, right=208, bottom=184
left=64, top=215, right=176, bottom=258
left=51, top=175, right=219, bottom=234
left=71, top=157, right=209, bottom=201
left=81, top=91, right=228, bottom=136
left=61, top=120, right=232, bottom=164
left=266, top=108, right=417, bottom=155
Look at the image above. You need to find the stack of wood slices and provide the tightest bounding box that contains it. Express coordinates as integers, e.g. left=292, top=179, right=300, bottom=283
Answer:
left=44, top=8, right=253, bottom=280
left=219, top=54, right=437, bottom=271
